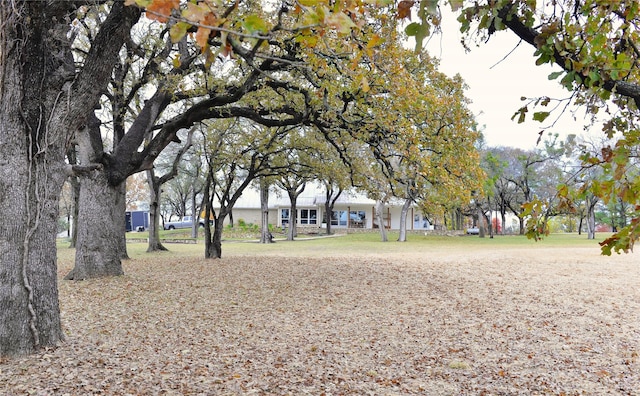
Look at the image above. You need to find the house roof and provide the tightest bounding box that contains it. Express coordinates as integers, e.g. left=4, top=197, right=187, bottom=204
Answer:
left=216, top=183, right=410, bottom=209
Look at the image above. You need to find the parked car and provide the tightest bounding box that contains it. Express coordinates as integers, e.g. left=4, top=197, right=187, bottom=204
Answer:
left=163, top=216, right=208, bottom=230
left=466, top=227, right=479, bottom=235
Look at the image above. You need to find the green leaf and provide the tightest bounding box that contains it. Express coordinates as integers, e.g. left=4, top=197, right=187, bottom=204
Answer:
left=560, top=71, right=575, bottom=89
left=405, top=22, right=429, bottom=51
left=169, top=22, right=190, bottom=43
left=533, top=111, right=551, bottom=122
left=326, top=11, right=357, bottom=35
left=364, top=0, right=394, bottom=5
left=424, top=0, right=438, bottom=15
left=588, top=70, right=600, bottom=84
left=404, top=22, right=421, bottom=36
left=511, top=106, right=528, bottom=124
left=548, top=71, right=563, bottom=80
left=243, top=14, right=268, bottom=34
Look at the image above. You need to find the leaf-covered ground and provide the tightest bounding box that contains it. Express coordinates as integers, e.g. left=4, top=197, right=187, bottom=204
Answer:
left=1, top=243, right=638, bottom=395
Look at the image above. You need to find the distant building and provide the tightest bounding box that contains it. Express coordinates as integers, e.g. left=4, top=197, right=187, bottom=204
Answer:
left=216, top=185, right=434, bottom=232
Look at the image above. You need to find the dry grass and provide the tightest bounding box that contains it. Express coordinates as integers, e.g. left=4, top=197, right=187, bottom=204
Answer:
left=1, top=237, right=639, bottom=395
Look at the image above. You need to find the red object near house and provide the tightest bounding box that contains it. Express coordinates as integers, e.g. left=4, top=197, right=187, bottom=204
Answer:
left=595, top=224, right=613, bottom=232
left=492, top=217, right=502, bottom=233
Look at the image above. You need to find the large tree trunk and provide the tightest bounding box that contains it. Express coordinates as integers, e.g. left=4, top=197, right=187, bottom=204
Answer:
left=147, top=170, right=168, bottom=252
left=0, top=148, right=66, bottom=357
left=66, top=171, right=127, bottom=280
left=67, top=114, right=128, bottom=280
left=397, top=198, right=412, bottom=242
left=1, top=0, right=140, bottom=355
left=0, top=0, right=70, bottom=356
left=206, top=217, right=225, bottom=258
left=0, top=116, right=66, bottom=356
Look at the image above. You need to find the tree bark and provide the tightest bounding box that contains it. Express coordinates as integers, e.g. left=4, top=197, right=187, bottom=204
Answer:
left=1, top=0, right=140, bottom=355
left=0, top=152, right=66, bottom=356
left=586, top=195, right=597, bottom=240
left=284, top=184, right=306, bottom=241
left=190, top=190, right=199, bottom=239
left=259, top=179, right=274, bottom=243
left=397, top=197, right=412, bottom=242
left=0, top=104, right=66, bottom=356
left=375, top=200, right=388, bottom=242
left=324, top=201, right=333, bottom=235
left=287, top=200, right=298, bottom=241
left=206, top=217, right=225, bottom=258
left=0, top=1, right=68, bottom=356
left=147, top=169, right=168, bottom=252
left=477, top=204, right=486, bottom=238
left=66, top=170, right=127, bottom=280
left=323, top=186, right=342, bottom=236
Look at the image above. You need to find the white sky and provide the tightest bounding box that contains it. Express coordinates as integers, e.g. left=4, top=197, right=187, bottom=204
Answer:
left=423, top=11, right=591, bottom=150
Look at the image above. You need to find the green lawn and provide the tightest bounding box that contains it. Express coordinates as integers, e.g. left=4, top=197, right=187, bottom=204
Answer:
left=58, top=231, right=614, bottom=262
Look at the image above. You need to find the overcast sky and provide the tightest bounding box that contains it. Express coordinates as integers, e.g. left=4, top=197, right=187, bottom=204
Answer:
left=423, top=11, right=589, bottom=150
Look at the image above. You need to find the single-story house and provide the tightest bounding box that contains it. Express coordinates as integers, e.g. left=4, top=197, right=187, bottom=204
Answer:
left=219, top=185, right=434, bottom=232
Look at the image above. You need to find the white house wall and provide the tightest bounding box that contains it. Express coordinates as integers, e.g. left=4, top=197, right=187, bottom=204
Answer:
left=212, top=184, right=433, bottom=231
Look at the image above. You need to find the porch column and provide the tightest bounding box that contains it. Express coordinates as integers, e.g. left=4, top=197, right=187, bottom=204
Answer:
left=387, top=207, right=390, bottom=229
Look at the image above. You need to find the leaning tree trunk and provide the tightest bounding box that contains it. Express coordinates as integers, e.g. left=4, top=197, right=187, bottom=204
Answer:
left=397, top=197, right=412, bottom=242
left=66, top=170, right=127, bottom=280
left=375, top=200, right=388, bottom=242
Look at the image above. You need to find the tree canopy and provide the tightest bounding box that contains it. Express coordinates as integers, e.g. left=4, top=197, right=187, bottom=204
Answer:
left=402, top=0, right=640, bottom=253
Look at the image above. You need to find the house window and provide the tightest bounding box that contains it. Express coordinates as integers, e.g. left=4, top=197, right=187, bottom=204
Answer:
left=350, top=211, right=365, bottom=227
left=414, top=214, right=422, bottom=229
left=414, top=214, right=430, bottom=229
left=331, top=210, right=347, bottom=226
left=300, top=209, right=317, bottom=225
left=281, top=208, right=289, bottom=226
